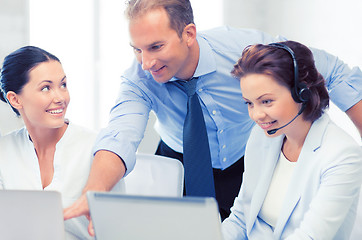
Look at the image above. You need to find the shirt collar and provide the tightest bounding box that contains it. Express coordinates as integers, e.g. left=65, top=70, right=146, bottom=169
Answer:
left=170, top=34, right=217, bottom=82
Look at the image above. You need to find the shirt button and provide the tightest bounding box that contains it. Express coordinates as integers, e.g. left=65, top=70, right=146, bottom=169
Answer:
left=223, top=157, right=227, bottom=162
left=212, top=110, right=217, bottom=115
left=222, top=145, right=226, bottom=149
left=219, top=129, right=224, bottom=134
left=198, top=88, right=203, bottom=92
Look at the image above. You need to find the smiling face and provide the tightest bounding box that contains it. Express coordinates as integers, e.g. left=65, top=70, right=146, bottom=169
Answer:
left=10, top=60, right=70, bottom=130
left=129, top=7, right=198, bottom=82
left=240, top=73, right=302, bottom=137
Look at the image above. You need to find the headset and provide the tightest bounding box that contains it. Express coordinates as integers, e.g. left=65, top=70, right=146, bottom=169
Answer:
left=268, top=42, right=310, bottom=103
left=266, top=43, right=311, bottom=135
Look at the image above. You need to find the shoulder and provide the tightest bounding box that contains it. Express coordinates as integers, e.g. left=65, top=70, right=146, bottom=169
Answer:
left=322, top=118, right=361, bottom=153
left=311, top=114, right=362, bottom=164
left=198, top=26, right=275, bottom=52
left=244, top=124, right=276, bottom=161
left=0, top=127, right=27, bottom=146
left=123, top=59, right=150, bottom=82
left=64, top=122, right=98, bottom=144
left=122, top=59, right=157, bottom=88
left=121, top=59, right=163, bottom=98
left=0, top=128, right=29, bottom=160
left=247, top=124, right=271, bottom=147
left=313, top=114, right=360, bottom=148
left=200, top=26, right=269, bottom=38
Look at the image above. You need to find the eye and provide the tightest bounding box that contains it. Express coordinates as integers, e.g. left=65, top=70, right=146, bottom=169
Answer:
left=262, top=99, right=273, bottom=105
left=244, top=101, right=253, bottom=107
left=61, top=82, right=67, bottom=89
left=41, top=86, right=50, bottom=92
left=150, top=44, right=163, bottom=51
left=133, top=48, right=141, bottom=54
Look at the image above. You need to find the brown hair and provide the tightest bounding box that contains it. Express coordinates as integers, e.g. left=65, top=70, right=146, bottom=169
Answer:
left=232, top=41, right=329, bottom=122
left=125, top=0, right=194, bottom=37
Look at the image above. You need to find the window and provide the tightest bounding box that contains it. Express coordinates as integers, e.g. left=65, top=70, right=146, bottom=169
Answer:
left=29, top=0, right=223, bottom=132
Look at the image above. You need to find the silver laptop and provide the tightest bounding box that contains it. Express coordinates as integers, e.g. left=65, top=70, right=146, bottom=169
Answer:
left=0, top=190, right=66, bottom=240
left=87, top=192, right=223, bottom=240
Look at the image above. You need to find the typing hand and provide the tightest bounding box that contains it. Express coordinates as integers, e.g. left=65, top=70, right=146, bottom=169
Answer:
left=63, top=193, right=95, bottom=236
left=86, top=213, right=95, bottom=236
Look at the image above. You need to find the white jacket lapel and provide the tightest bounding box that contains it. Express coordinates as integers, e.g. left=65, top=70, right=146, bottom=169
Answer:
left=247, top=135, right=284, bottom=233
left=273, top=115, right=329, bottom=238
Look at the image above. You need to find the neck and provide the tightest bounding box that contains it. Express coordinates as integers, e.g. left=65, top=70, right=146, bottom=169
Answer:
left=26, top=123, right=68, bottom=153
left=177, top=39, right=200, bottom=80
left=282, top=119, right=312, bottom=162
left=25, top=122, right=67, bottom=189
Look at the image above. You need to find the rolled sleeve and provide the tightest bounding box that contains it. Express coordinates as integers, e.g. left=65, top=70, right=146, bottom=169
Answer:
left=312, top=48, right=362, bottom=111
left=92, top=80, right=152, bottom=177
left=328, top=66, right=362, bottom=111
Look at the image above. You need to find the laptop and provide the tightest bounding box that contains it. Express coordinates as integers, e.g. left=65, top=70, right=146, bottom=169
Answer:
left=87, top=191, right=224, bottom=240
left=0, top=190, right=65, bottom=240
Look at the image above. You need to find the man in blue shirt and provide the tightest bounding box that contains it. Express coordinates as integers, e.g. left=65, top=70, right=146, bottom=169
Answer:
left=64, top=0, right=362, bottom=232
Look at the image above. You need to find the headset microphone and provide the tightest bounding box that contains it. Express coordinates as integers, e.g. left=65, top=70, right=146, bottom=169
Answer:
left=267, top=104, right=306, bottom=135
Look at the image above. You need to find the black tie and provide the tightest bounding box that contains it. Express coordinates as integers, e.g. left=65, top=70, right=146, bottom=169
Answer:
left=180, top=77, right=216, bottom=198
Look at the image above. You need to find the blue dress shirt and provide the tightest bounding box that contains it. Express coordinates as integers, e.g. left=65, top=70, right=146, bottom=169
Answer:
left=93, top=26, right=362, bottom=176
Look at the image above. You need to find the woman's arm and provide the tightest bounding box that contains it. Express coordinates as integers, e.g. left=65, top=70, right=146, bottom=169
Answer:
left=311, top=48, right=362, bottom=136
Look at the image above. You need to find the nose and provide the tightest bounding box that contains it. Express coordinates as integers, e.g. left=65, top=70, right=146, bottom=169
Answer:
left=249, top=105, right=266, bottom=121
left=141, top=52, right=156, bottom=71
left=53, top=88, right=66, bottom=104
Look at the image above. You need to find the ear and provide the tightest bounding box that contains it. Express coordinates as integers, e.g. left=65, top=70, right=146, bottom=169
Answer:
left=183, top=23, right=197, bottom=47
left=6, top=91, right=23, bottom=110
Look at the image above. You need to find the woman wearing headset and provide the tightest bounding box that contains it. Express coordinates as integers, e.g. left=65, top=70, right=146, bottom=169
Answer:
left=222, top=41, right=362, bottom=239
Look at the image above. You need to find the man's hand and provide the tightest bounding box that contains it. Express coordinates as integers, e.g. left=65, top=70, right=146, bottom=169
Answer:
left=63, top=193, right=88, bottom=220
left=63, top=193, right=95, bottom=236
left=63, top=150, right=127, bottom=236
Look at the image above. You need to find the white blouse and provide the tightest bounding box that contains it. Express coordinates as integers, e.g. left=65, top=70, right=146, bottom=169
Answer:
left=259, top=151, right=296, bottom=228
left=0, top=122, right=118, bottom=239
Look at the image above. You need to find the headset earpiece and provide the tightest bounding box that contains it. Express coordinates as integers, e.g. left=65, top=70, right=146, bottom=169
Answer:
left=269, top=42, right=310, bottom=104
left=292, top=82, right=310, bottom=103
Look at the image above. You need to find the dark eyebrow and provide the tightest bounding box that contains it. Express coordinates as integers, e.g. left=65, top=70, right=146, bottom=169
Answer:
left=242, top=93, right=273, bottom=102
left=38, top=80, right=52, bottom=86
left=256, top=93, right=273, bottom=100
left=257, top=93, right=272, bottom=100
left=38, top=75, right=66, bottom=86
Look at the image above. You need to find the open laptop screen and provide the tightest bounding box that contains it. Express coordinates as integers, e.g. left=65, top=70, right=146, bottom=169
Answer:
left=87, top=192, right=223, bottom=240
left=0, top=190, right=65, bottom=240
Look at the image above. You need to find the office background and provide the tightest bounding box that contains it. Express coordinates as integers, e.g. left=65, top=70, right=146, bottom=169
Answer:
left=1, top=0, right=361, bottom=153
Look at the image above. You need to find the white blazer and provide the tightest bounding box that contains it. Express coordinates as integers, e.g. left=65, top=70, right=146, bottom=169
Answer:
left=222, top=114, right=362, bottom=240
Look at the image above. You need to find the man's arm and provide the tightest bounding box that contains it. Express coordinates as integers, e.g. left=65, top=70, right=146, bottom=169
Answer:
left=310, top=48, right=362, bottom=137
left=83, top=150, right=126, bottom=192
left=63, top=150, right=126, bottom=220
left=346, top=99, right=362, bottom=137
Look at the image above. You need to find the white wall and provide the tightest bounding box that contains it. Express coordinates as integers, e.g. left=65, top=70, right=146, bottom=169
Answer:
left=0, top=0, right=28, bottom=135
left=29, top=0, right=97, bottom=129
